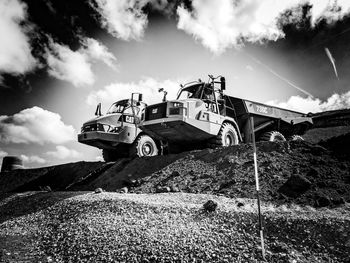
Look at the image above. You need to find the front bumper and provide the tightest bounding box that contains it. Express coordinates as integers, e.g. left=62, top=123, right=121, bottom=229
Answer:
left=78, top=131, right=126, bottom=149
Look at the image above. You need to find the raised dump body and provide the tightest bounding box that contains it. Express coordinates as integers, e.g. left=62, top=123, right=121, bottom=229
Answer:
left=141, top=75, right=312, bottom=149
left=225, top=96, right=312, bottom=142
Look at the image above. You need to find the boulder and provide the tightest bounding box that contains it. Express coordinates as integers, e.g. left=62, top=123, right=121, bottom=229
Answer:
left=120, top=187, right=128, bottom=194
left=315, top=195, right=331, bottom=207
left=155, top=186, right=171, bottom=193
left=94, top=188, right=103, bottom=194
left=278, top=174, right=312, bottom=198
left=203, top=200, right=218, bottom=212
left=170, top=185, right=180, bottom=192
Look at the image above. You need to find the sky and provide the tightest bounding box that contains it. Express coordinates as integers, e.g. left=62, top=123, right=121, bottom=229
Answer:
left=1, top=0, right=350, bottom=168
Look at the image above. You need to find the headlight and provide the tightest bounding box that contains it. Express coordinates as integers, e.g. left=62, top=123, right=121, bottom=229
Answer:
left=169, top=105, right=187, bottom=115
left=103, top=124, right=122, bottom=133
left=172, top=102, right=183, bottom=108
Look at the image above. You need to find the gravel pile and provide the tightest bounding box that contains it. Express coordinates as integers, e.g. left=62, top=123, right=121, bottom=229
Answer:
left=131, top=141, right=350, bottom=207
left=0, top=192, right=349, bottom=262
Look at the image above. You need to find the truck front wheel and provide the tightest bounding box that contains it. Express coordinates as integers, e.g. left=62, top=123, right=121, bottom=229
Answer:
left=208, top=123, right=239, bottom=147
left=133, top=135, right=158, bottom=157
left=102, top=149, right=118, bottom=162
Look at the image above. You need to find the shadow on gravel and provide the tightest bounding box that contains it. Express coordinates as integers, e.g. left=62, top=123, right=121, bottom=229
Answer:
left=0, top=191, right=84, bottom=224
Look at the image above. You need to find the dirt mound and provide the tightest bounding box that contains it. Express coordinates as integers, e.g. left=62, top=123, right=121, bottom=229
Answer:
left=72, top=153, right=187, bottom=191
left=131, top=141, right=350, bottom=207
left=311, top=109, right=350, bottom=127
left=320, top=132, right=350, bottom=158
left=0, top=162, right=104, bottom=192
left=303, top=126, right=350, bottom=144
left=1, top=140, right=349, bottom=208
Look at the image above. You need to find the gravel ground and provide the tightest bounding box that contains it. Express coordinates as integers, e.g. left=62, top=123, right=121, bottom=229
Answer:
left=0, top=191, right=349, bottom=262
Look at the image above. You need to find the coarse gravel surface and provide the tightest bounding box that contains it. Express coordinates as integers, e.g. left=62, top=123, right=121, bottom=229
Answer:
left=0, top=191, right=349, bottom=262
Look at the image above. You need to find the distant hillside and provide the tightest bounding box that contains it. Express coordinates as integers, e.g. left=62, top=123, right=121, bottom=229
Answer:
left=311, top=109, right=350, bottom=127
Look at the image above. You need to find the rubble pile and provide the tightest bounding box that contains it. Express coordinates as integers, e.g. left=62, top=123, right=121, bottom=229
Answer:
left=131, top=141, right=350, bottom=207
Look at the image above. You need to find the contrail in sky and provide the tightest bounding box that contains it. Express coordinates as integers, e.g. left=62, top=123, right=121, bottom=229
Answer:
left=324, top=47, right=339, bottom=80
left=246, top=53, right=314, bottom=98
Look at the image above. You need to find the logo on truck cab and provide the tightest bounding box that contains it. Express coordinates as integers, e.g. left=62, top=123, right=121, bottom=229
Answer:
left=152, top=108, right=158, bottom=114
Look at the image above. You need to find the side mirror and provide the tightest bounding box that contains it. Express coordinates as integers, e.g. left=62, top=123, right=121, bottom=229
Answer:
left=95, top=103, right=102, bottom=116
left=220, top=77, right=226, bottom=90
left=139, top=94, right=143, bottom=102
left=158, top=88, right=168, bottom=102
left=134, top=116, right=141, bottom=124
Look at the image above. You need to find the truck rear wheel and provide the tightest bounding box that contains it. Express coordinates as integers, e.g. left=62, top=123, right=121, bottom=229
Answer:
left=260, top=131, right=286, bottom=142
left=289, top=135, right=304, bottom=141
left=209, top=123, right=239, bottom=147
left=133, top=135, right=158, bottom=157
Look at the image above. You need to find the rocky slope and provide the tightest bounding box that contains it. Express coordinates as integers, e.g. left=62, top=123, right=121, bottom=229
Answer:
left=1, top=137, right=349, bottom=208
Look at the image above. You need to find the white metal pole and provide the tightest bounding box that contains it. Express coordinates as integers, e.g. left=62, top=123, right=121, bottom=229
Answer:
left=250, top=116, right=266, bottom=260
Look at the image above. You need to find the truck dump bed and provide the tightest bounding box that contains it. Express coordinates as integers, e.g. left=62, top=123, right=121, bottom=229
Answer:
left=225, top=95, right=312, bottom=132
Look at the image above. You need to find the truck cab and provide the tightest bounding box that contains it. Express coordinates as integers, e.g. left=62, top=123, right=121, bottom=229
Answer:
left=140, top=76, right=241, bottom=150
left=78, top=96, right=159, bottom=161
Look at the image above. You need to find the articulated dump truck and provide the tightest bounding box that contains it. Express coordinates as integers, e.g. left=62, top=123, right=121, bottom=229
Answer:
left=140, top=75, right=313, bottom=152
left=78, top=94, right=159, bottom=161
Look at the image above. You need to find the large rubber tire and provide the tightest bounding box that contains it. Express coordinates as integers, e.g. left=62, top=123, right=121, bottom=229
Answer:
left=102, top=149, right=118, bottom=162
left=260, top=131, right=286, bottom=142
left=132, top=135, right=158, bottom=157
left=208, top=123, right=239, bottom=148
left=102, top=144, right=130, bottom=161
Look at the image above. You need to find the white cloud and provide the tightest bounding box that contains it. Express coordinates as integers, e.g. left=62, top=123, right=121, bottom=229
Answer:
left=46, top=38, right=117, bottom=87
left=86, top=77, right=182, bottom=107
left=92, top=0, right=149, bottom=41
left=82, top=38, right=117, bottom=70
left=309, top=0, right=350, bottom=24
left=46, top=42, right=95, bottom=87
left=0, top=0, right=37, bottom=75
left=246, top=65, right=254, bottom=71
left=0, top=150, right=8, bottom=167
left=0, top=150, right=8, bottom=158
left=21, top=154, right=46, bottom=164
left=176, top=0, right=350, bottom=54
left=91, top=0, right=176, bottom=40
left=0, top=106, right=76, bottom=145
left=266, top=91, right=350, bottom=113
left=46, top=145, right=81, bottom=160
left=95, top=156, right=104, bottom=162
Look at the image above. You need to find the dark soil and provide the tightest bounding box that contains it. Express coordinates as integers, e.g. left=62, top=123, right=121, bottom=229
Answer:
left=131, top=141, right=350, bottom=208
left=1, top=133, right=349, bottom=209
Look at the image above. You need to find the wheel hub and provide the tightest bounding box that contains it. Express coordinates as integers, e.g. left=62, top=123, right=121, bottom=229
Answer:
left=142, top=143, right=152, bottom=155
left=225, top=134, right=233, bottom=146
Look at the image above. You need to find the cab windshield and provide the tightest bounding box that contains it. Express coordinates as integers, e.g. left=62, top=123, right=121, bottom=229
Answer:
left=107, top=101, right=140, bottom=115
left=176, top=84, right=204, bottom=100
